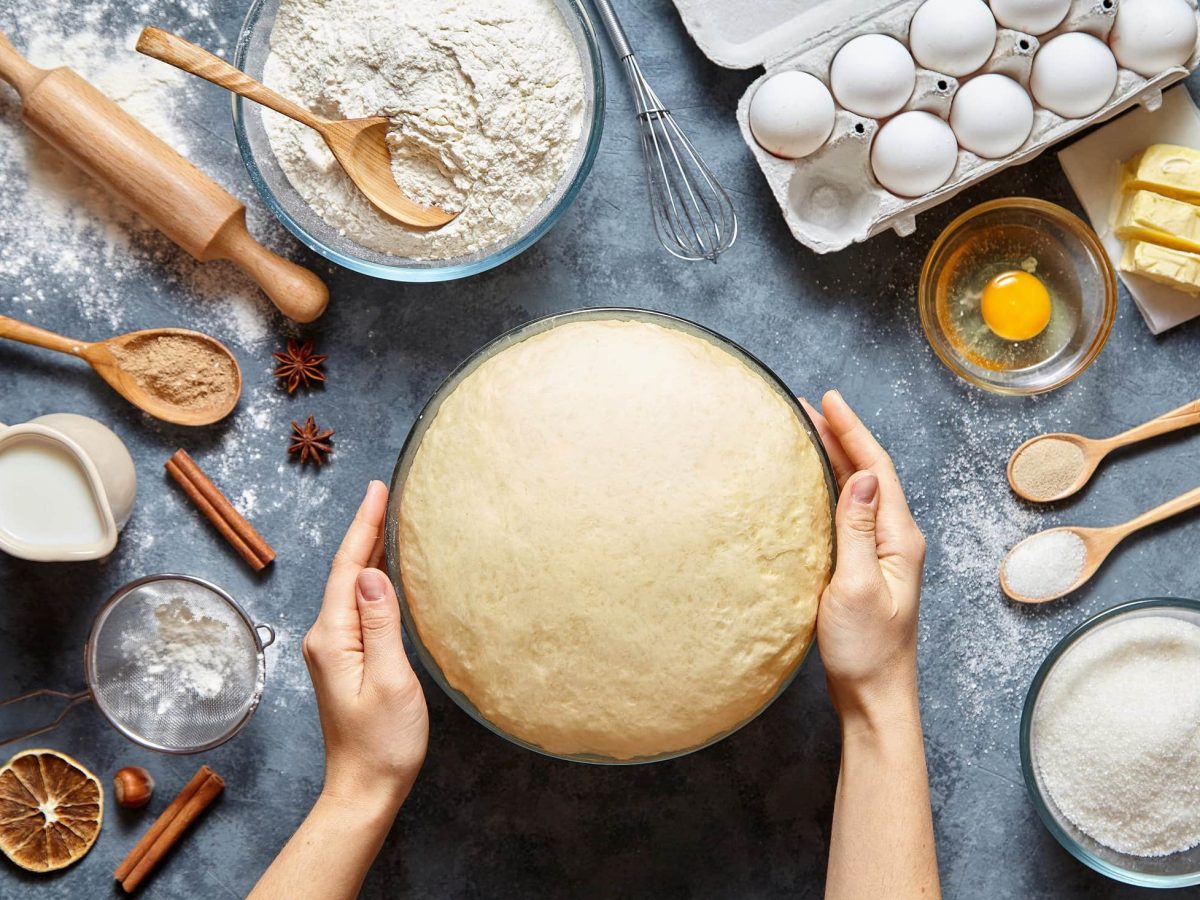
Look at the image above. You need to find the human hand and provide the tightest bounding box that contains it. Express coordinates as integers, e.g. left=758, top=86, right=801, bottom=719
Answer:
left=302, top=480, right=429, bottom=819
left=801, top=391, right=926, bottom=734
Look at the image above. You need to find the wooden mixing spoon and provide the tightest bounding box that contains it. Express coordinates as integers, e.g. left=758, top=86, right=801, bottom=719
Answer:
left=1008, top=399, right=1200, bottom=502
left=136, top=28, right=458, bottom=229
left=1001, top=485, right=1200, bottom=603
left=0, top=316, right=241, bottom=426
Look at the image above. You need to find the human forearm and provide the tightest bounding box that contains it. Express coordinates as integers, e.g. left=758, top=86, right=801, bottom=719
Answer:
left=247, top=792, right=398, bottom=900
left=826, top=690, right=939, bottom=900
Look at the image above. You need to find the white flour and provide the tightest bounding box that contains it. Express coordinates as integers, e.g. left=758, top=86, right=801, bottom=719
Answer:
left=1034, top=615, right=1200, bottom=857
left=131, top=598, right=242, bottom=714
left=262, top=0, right=586, bottom=260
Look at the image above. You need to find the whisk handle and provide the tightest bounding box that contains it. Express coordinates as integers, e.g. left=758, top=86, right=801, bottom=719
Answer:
left=590, top=0, right=635, bottom=60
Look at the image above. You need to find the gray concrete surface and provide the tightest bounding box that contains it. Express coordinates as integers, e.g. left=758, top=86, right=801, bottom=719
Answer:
left=1, top=0, right=1199, bottom=897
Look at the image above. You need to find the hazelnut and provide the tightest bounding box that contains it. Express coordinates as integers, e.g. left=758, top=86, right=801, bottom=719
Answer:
left=113, top=766, right=155, bottom=809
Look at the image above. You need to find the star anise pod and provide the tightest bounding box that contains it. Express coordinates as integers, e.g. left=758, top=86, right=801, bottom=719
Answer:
left=288, top=416, right=334, bottom=466
left=273, top=338, right=327, bottom=393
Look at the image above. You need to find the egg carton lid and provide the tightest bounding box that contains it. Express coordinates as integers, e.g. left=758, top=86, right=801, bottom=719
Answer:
left=671, top=0, right=887, bottom=69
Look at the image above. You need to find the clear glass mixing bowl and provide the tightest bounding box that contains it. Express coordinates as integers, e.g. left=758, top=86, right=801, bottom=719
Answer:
left=232, top=0, right=605, bottom=282
left=384, top=308, right=839, bottom=764
left=1021, top=597, right=1200, bottom=888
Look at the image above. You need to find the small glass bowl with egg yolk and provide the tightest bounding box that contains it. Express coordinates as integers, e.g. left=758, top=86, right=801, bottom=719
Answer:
left=919, top=198, right=1116, bottom=395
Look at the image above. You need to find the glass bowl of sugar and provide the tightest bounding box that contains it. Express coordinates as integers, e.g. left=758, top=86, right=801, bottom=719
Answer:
left=232, top=0, right=605, bottom=282
left=1021, top=598, right=1200, bottom=887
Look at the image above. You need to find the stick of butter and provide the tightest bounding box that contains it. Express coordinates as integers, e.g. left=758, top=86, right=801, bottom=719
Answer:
left=1122, top=145, right=1200, bottom=204
left=1115, top=189, right=1200, bottom=254
left=1120, top=240, right=1200, bottom=295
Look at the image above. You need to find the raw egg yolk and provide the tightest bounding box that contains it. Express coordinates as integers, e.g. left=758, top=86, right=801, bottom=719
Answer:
left=980, top=270, right=1052, bottom=341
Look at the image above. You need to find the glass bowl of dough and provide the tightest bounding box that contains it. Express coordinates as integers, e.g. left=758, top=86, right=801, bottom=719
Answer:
left=384, top=308, right=838, bottom=764
left=1021, top=598, right=1200, bottom=888
left=232, top=0, right=604, bottom=282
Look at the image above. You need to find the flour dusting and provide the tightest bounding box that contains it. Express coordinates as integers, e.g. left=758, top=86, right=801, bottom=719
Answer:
left=0, top=11, right=291, bottom=346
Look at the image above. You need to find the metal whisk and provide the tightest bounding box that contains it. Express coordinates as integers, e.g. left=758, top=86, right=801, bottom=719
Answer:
left=591, top=0, right=737, bottom=262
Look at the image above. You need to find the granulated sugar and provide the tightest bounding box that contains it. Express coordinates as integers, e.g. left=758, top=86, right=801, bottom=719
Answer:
left=1003, top=529, right=1086, bottom=599
left=1034, top=615, right=1200, bottom=857
left=1010, top=437, right=1086, bottom=501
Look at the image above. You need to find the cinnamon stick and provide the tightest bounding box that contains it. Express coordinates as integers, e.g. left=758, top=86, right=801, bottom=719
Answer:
left=114, top=766, right=223, bottom=890
left=165, top=448, right=275, bottom=571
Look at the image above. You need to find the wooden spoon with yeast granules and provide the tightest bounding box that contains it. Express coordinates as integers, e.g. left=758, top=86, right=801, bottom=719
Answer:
left=1008, top=399, right=1200, bottom=503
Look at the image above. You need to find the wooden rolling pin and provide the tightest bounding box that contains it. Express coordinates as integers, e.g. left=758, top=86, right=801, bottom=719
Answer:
left=0, top=31, right=328, bottom=323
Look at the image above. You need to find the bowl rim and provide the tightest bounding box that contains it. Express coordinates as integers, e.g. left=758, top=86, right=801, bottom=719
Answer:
left=1019, top=596, right=1200, bottom=887
left=231, top=0, right=606, bottom=282
left=918, top=196, right=1117, bottom=396
left=383, top=307, right=839, bottom=764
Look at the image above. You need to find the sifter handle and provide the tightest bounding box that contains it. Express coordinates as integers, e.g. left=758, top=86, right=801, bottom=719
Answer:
left=0, top=688, right=92, bottom=747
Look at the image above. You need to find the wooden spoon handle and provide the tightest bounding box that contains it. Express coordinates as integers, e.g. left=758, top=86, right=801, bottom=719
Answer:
left=0, top=315, right=87, bottom=356
left=207, top=214, right=329, bottom=323
left=1109, top=399, right=1200, bottom=448
left=1117, top=484, right=1200, bottom=540
left=0, top=30, right=50, bottom=98
left=137, top=28, right=327, bottom=132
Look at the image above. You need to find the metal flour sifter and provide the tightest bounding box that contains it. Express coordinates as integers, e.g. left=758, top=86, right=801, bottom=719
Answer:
left=0, top=574, right=274, bottom=754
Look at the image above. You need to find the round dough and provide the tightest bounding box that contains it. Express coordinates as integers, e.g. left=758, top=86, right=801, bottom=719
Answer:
left=397, top=318, right=832, bottom=760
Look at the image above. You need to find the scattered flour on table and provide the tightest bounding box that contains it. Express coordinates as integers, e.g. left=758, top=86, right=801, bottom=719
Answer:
left=906, top=390, right=1062, bottom=742
left=0, top=9, right=287, bottom=346
left=262, top=0, right=586, bottom=259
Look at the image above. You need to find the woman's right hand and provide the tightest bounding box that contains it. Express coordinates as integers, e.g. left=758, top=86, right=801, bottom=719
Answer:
left=801, top=391, right=927, bottom=733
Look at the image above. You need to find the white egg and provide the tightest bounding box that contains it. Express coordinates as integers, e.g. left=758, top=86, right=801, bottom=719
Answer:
left=871, top=111, right=958, bottom=196
left=748, top=71, right=836, bottom=159
left=950, top=74, right=1034, bottom=157
left=1030, top=32, right=1118, bottom=118
left=910, top=0, right=997, bottom=77
left=830, top=34, right=916, bottom=118
left=989, top=0, right=1071, bottom=34
left=1110, top=0, right=1198, bottom=77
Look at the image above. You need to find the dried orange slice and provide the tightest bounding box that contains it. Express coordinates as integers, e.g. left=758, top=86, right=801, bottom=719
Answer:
left=0, top=749, right=103, bottom=872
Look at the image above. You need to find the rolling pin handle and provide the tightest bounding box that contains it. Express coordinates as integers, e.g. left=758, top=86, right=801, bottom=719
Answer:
left=0, top=30, right=48, bottom=98
left=207, top=214, right=329, bottom=323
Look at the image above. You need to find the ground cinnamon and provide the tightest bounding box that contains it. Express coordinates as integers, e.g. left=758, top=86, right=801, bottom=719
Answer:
left=110, top=334, right=237, bottom=411
left=165, top=448, right=276, bottom=571
left=115, top=765, right=224, bottom=893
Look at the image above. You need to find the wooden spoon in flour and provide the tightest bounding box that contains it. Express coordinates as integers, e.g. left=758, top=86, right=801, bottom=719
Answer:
left=136, top=28, right=458, bottom=229
left=0, top=315, right=241, bottom=426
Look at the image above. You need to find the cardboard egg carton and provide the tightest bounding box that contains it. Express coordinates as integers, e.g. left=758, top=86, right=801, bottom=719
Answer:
left=674, top=0, right=1200, bottom=254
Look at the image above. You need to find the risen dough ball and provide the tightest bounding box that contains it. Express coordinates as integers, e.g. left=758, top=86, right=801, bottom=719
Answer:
left=398, top=318, right=833, bottom=760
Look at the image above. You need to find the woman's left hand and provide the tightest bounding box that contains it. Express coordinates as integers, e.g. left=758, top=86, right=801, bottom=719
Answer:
left=303, top=480, right=429, bottom=817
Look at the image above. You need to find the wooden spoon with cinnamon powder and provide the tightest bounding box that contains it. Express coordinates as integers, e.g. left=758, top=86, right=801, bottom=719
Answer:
left=0, top=315, right=240, bottom=425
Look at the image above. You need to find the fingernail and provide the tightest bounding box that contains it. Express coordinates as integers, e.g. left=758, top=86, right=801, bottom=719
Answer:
left=357, top=569, right=388, bottom=602
left=851, top=473, right=878, bottom=504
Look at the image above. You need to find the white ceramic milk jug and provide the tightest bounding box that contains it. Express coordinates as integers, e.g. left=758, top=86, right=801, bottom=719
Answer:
left=0, top=413, right=137, bottom=561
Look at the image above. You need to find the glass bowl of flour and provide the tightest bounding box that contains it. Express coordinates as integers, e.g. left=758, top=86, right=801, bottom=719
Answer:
left=232, top=0, right=604, bottom=281
left=1021, top=598, right=1200, bottom=887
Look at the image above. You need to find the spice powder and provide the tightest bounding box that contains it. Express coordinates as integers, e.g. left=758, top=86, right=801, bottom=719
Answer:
left=111, top=335, right=237, bottom=411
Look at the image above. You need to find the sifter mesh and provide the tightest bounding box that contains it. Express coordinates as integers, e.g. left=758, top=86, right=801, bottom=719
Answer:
left=86, top=577, right=265, bottom=753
